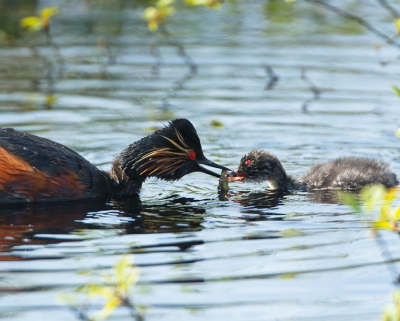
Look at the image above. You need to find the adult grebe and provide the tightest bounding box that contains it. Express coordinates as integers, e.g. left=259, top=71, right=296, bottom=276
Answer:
left=0, top=119, right=229, bottom=203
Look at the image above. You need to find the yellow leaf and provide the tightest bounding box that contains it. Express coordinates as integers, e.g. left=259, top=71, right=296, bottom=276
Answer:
left=373, top=220, right=392, bottom=230
left=360, top=184, right=386, bottom=212
left=115, top=254, right=132, bottom=278
left=185, top=0, right=223, bottom=8
left=278, top=273, right=296, bottom=279
left=396, top=128, right=400, bottom=138
left=78, top=284, right=114, bottom=299
left=148, top=21, right=159, bottom=31
left=384, top=186, right=398, bottom=204
left=395, top=18, right=400, bottom=34
left=40, top=7, right=59, bottom=19
left=91, top=296, right=121, bottom=321
left=143, top=7, right=157, bottom=20
left=392, top=84, right=400, bottom=97
left=280, top=229, right=305, bottom=237
left=20, top=16, right=42, bottom=32
left=211, top=120, right=224, bottom=127
left=45, top=94, right=57, bottom=106
left=393, top=206, right=400, bottom=221
left=123, top=267, right=140, bottom=288
left=143, top=3, right=175, bottom=31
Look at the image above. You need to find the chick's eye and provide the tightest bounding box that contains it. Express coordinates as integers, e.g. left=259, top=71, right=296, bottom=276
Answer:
left=189, top=151, right=196, bottom=160
left=244, top=159, right=251, bottom=166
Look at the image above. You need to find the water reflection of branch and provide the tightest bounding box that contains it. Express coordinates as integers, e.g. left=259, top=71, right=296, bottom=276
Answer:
left=148, top=25, right=198, bottom=110
left=263, top=64, right=279, bottom=91
left=375, top=232, right=400, bottom=285
left=23, top=43, right=56, bottom=108
left=305, top=0, right=400, bottom=49
left=159, top=68, right=197, bottom=110
left=301, top=68, right=320, bottom=113
left=173, top=68, right=197, bottom=92
left=159, top=25, right=197, bottom=73
left=98, top=37, right=116, bottom=79
left=377, top=0, right=400, bottom=19
left=150, top=43, right=162, bottom=78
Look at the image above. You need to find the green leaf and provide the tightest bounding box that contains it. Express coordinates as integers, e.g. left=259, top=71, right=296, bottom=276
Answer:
left=210, top=120, right=224, bottom=127
left=392, top=84, right=400, bottom=97
left=339, top=191, right=362, bottom=214
left=360, top=184, right=386, bottom=212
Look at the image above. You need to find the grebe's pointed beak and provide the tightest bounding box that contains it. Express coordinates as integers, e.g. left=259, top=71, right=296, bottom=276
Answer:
left=196, top=157, right=230, bottom=178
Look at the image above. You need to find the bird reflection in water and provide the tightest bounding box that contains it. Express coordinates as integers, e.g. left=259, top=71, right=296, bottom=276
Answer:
left=0, top=196, right=207, bottom=260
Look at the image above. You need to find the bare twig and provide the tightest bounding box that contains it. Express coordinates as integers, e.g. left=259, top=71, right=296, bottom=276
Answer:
left=44, top=27, right=65, bottom=77
left=305, top=0, right=400, bottom=49
left=377, top=0, right=400, bottom=19
left=264, top=64, right=279, bottom=91
left=23, top=43, right=56, bottom=108
left=301, top=68, right=320, bottom=113
left=159, top=25, right=197, bottom=73
left=124, top=298, right=144, bottom=321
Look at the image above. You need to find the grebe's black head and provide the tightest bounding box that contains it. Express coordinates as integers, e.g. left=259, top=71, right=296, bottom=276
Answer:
left=229, top=150, right=288, bottom=190
left=110, top=119, right=229, bottom=196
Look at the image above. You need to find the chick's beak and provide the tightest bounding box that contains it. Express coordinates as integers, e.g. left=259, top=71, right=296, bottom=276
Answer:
left=196, top=157, right=230, bottom=178
left=227, top=169, right=247, bottom=182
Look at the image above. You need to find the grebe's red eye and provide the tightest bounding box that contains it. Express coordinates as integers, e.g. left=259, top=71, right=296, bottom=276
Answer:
left=244, top=159, right=251, bottom=166
left=189, top=151, right=196, bottom=160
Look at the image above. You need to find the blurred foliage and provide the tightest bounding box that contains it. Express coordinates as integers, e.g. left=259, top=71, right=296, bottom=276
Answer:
left=341, top=184, right=400, bottom=232
left=341, top=185, right=400, bottom=321
left=384, top=291, right=400, bottom=321
left=59, top=254, right=142, bottom=321
left=143, top=0, right=176, bottom=31
left=143, top=0, right=225, bottom=30
left=20, top=7, right=59, bottom=32
left=392, top=84, right=400, bottom=97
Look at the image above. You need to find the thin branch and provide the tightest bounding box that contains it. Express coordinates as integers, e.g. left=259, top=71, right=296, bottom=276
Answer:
left=301, top=68, right=320, bottom=113
left=123, top=298, right=144, bottom=321
left=263, top=64, right=279, bottom=91
left=377, top=0, right=400, bottom=19
left=159, top=25, right=197, bottom=73
left=44, top=27, right=65, bottom=77
left=304, top=0, right=400, bottom=49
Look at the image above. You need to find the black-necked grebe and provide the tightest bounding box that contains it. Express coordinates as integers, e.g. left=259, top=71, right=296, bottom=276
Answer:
left=229, top=150, right=398, bottom=191
left=0, top=119, right=229, bottom=203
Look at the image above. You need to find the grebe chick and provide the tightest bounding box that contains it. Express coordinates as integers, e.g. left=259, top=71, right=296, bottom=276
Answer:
left=0, top=119, right=229, bottom=203
left=229, top=150, right=398, bottom=191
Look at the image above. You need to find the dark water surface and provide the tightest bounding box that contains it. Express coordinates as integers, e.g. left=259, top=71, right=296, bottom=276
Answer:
left=1, top=0, right=400, bottom=320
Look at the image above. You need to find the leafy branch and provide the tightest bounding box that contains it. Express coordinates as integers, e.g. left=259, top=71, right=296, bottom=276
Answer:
left=341, top=185, right=400, bottom=321
left=59, top=255, right=143, bottom=321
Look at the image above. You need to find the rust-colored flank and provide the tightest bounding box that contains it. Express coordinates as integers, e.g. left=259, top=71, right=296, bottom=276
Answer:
left=0, top=147, right=86, bottom=202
